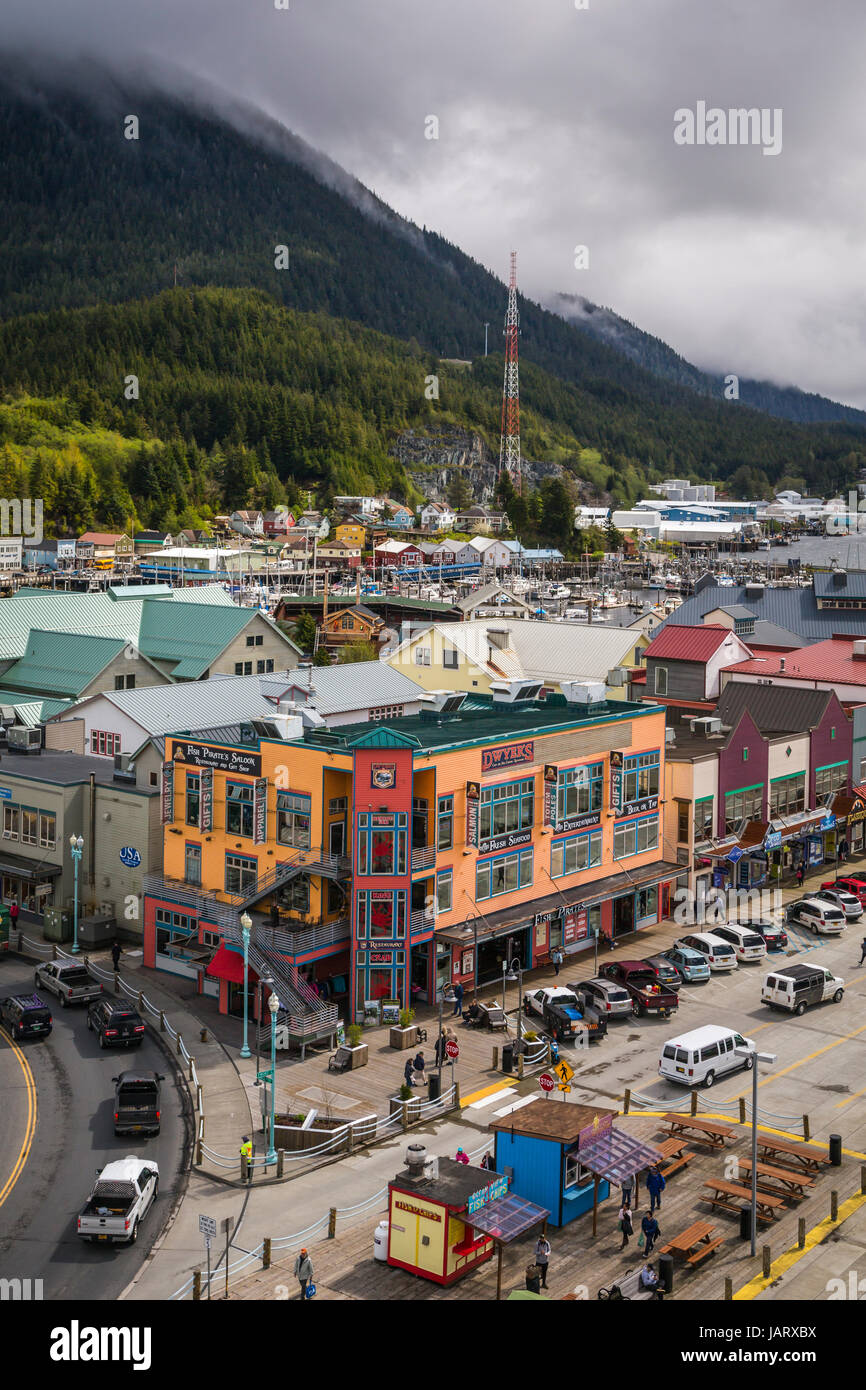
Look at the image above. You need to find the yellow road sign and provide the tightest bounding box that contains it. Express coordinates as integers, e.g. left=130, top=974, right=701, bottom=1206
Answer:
left=558, top=1083, right=572, bottom=1093
left=554, top=1058, right=574, bottom=1084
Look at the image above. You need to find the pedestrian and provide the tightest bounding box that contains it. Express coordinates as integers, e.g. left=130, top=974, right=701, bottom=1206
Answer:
left=9, top=900, right=19, bottom=930
left=641, top=1211, right=660, bottom=1255
left=111, top=941, right=122, bottom=972
left=455, top=1147, right=470, bottom=1165
left=620, top=1172, right=635, bottom=1207
left=294, top=1248, right=313, bottom=1300
left=434, top=1030, right=446, bottom=1067
left=796, top=861, right=805, bottom=889
left=618, top=1199, right=633, bottom=1251
left=646, top=1163, right=666, bottom=1214
left=859, top=936, right=866, bottom=967
left=525, top=1261, right=542, bottom=1295
left=240, top=1135, right=253, bottom=1184
left=534, top=1233, right=551, bottom=1289
left=412, top=1050, right=427, bottom=1086
left=403, top=1057, right=416, bottom=1088
left=549, top=1038, right=560, bottom=1066
left=480, top=1151, right=493, bottom=1171
left=640, top=1262, right=664, bottom=1300
left=551, top=947, right=563, bottom=977
left=452, top=981, right=464, bottom=1017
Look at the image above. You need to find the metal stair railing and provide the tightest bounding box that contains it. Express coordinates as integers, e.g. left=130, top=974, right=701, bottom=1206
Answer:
left=240, top=846, right=350, bottom=907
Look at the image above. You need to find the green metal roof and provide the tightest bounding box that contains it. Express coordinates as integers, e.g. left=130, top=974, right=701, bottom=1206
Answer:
left=3, top=630, right=127, bottom=697
left=0, top=688, right=74, bottom=725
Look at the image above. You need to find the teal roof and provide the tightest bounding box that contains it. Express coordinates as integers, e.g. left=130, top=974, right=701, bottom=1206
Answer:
left=138, top=601, right=264, bottom=677
left=0, top=688, right=73, bottom=725
left=3, top=630, right=127, bottom=697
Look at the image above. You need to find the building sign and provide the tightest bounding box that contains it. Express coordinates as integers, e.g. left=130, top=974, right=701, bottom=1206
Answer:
left=161, top=761, right=174, bottom=824
left=543, top=764, right=557, bottom=826
left=199, top=766, right=214, bottom=832
left=171, top=740, right=262, bottom=777
left=461, top=948, right=474, bottom=977
left=371, top=763, right=396, bottom=790
left=481, top=741, right=534, bottom=774
left=467, top=1175, right=509, bottom=1215
left=563, top=906, right=588, bottom=946
left=849, top=800, right=866, bottom=825
left=609, top=750, right=624, bottom=816
left=727, top=846, right=743, bottom=863
left=466, top=781, right=480, bottom=846
left=480, top=827, right=533, bottom=854
left=394, top=1199, right=442, bottom=1222
left=559, top=811, right=602, bottom=834
left=254, top=777, right=268, bottom=845
left=370, top=951, right=393, bottom=964
left=820, top=813, right=836, bottom=832
left=578, top=1112, right=613, bottom=1148
left=0, top=787, right=10, bottom=800
left=119, top=846, right=141, bottom=869
left=764, top=830, right=782, bottom=851
left=621, top=796, right=659, bottom=817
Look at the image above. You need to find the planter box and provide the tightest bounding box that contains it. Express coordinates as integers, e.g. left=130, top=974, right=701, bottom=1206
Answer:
left=389, top=1025, right=417, bottom=1050
left=345, top=1042, right=368, bottom=1069
left=274, top=1120, right=350, bottom=1154
left=389, top=1095, right=422, bottom=1126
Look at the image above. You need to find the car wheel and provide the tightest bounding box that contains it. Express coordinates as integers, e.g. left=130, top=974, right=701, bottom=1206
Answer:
left=34, top=972, right=41, bottom=987
left=153, top=1178, right=159, bottom=1197
left=129, top=1220, right=139, bottom=1245
left=703, top=1070, right=715, bottom=1088
left=86, top=1016, right=92, bottom=1030
left=810, top=923, right=818, bottom=935
left=60, top=995, right=67, bottom=1007
left=98, top=1033, right=106, bottom=1048
left=631, top=1000, right=643, bottom=1018
left=833, top=989, right=844, bottom=1003
left=795, top=1001, right=807, bottom=1016
left=743, top=1054, right=754, bottom=1070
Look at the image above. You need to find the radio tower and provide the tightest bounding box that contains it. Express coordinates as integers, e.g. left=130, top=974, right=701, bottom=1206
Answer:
left=498, top=250, right=521, bottom=493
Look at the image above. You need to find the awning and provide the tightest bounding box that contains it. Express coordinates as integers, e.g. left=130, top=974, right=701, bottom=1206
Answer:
left=576, top=1125, right=664, bottom=1184
left=0, top=853, right=63, bottom=881
left=468, top=1193, right=549, bottom=1244
left=205, top=945, right=258, bottom=984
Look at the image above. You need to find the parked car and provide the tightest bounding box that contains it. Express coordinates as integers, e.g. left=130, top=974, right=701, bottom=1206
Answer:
left=34, top=960, right=103, bottom=1007
left=762, top=963, right=844, bottom=1015
left=815, top=886, right=863, bottom=921
left=0, top=991, right=52, bottom=1040
left=571, top=976, right=633, bottom=1017
left=784, top=897, right=847, bottom=935
left=113, top=1071, right=165, bottom=1137
left=523, top=986, right=606, bottom=1043
left=747, top=918, right=788, bottom=951
left=675, top=932, right=738, bottom=971
left=638, top=955, right=683, bottom=991
left=87, top=998, right=146, bottom=1048
left=599, top=961, right=678, bottom=1018
left=77, top=1158, right=159, bottom=1244
left=825, top=876, right=866, bottom=907
left=659, top=1024, right=755, bottom=1088
left=709, top=924, right=767, bottom=963
left=660, top=946, right=711, bottom=983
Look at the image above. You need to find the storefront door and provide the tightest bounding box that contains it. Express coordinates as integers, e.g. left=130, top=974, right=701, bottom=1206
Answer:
left=612, top=894, right=634, bottom=938
left=435, top=949, right=452, bottom=1001
left=329, top=820, right=345, bottom=858
left=411, top=945, right=429, bottom=1003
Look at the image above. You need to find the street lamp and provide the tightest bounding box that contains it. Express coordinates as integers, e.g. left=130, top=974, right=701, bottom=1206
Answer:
left=69, top=834, right=84, bottom=954
left=735, top=1045, right=777, bottom=1256
left=265, top=988, right=280, bottom=1166
left=239, top=911, right=252, bottom=1059
left=503, top=955, right=523, bottom=1050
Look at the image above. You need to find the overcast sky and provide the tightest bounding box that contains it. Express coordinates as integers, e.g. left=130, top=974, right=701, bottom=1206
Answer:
left=7, top=0, right=866, bottom=405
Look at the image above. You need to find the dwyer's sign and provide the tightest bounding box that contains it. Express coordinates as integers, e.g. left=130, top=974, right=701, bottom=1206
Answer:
left=481, top=741, right=534, bottom=774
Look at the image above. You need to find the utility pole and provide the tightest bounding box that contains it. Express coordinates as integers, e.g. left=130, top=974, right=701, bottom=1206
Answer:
left=498, top=252, right=521, bottom=494
left=484, top=322, right=490, bottom=357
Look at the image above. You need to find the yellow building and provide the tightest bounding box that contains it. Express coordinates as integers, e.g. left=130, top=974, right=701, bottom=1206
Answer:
left=336, top=522, right=367, bottom=549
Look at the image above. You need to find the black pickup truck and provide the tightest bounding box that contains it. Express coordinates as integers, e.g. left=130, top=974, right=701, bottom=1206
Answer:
left=113, top=1071, right=165, bottom=1137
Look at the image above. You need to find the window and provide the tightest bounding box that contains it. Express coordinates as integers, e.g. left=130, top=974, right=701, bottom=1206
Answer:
left=694, top=797, right=714, bottom=841
left=92, top=729, right=121, bottom=757
left=556, top=763, right=603, bottom=824
left=476, top=846, right=533, bottom=901
left=245, top=633, right=264, bottom=647
left=480, top=778, right=535, bottom=843
left=246, top=634, right=255, bottom=646
left=356, top=890, right=407, bottom=939
left=654, top=666, right=668, bottom=695
left=437, top=868, right=453, bottom=914
left=329, top=797, right=348, bottom=815
left=743, top=747, right=749, bottom=762
left=636, top=885, right=658, bottom=922
left=677, top=802, right=690, bottom=843
left=564, top=1149, right=592, bottom=1190
left=184, top=842, right=202, bottom=885
left=265, top=659, right=274, bottom=673
left=114, top=674, right=135, bottom=690
left=815, top=763, right=848, bottom=800
left=860, top=758, right=866, bottom=783
left=369, top=704, right=404, bottom=721
left=154, top=907, right=195, bottom=959
left=149, top=771, right=158, bottom=787
left=276, top=791, right=311, bottom=848
left=622, top=751, right=660, bottom=806
left=613, top=815, right=659, bottom=860
left=39, top=813, right=56, bottom=849
left=437, top=795, right=454, bottom=850
left=770, top=773, right=805, bottom=817
left=443, top=648, right=459, bottom=669
left=286, top=874, right=310, bottom=914
left=414, top=647, right=431, bottom=666
left=226, top=781, right=254, bottom=837
left=186, top=773, right=201, bottom=827
left=256, top=660, right=265, bottom=673
left=225, top=853, right=257, bottom=894
left=724, top=785, right=763, bottom=835
left=21, top=808, right=37, bottom=845
left=2, top=804, right=19, bottom=840
left=551, top=828, right=603, bottom=879
left=234, top=663, right=243, bottom=675
left=356, top=812, right=408, bottom=876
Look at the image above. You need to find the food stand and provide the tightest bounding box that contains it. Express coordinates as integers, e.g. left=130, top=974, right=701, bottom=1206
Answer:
left=490, top=1104, right=619, bottom=1227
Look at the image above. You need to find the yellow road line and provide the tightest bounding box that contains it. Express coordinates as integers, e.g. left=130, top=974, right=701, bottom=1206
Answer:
left=732, top=1022, right=866, bottom=1099
left=835, top=1084, right=866, bottom=1110
left=733, top=1191, right=866, bottom=1300
left=0, top=1025, right=37, bottom=1210
left=460, top=1080, right=514, bottom=1108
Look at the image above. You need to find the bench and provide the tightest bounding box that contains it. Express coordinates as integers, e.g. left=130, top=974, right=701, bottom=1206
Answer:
left=597, top=1268, right=660, bottom=1301
left=327, top=1047, right=352, bottom=1074
left=660, top=1151, right=694, bottom=1181
left=480, top=1005, right=509, bottom=1031
left=686, top=1237, right=725, bottom=1267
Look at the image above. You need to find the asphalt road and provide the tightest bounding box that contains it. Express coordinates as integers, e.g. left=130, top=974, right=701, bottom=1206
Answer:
left=0, top=956, right=189, bottom=1300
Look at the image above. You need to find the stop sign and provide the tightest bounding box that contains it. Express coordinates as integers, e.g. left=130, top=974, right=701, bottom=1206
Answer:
left=445, top=1039, right=460, bottom=1060
left=539, top=1072, right=555, bottom=1093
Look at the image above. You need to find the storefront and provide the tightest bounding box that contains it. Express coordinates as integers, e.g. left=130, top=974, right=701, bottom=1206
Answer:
left=490, top=1105, right=616, bottom=1227
left=0, top=856, right=61, bottom=919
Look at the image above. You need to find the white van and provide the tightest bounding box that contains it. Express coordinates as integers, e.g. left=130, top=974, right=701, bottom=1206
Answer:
left=762, top=963, right=844, bottom=1015
left=659, top=1024, right=755, bottom=1088
left=710, top=923, right=767, bottom=962
left=675, top=932, right=738, bottom=971
left=787, top=898, right=846, bottom=936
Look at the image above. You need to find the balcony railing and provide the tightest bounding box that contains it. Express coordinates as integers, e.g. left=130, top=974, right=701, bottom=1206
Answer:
left=409, top=907, right=437, bottom=934
left=411, top=844, right=437, bottom=872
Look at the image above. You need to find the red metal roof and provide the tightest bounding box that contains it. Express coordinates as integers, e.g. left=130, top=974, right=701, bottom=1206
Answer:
left=724, top=635, right=866, bottom=686
left=643, top=624, right=747, bottom=663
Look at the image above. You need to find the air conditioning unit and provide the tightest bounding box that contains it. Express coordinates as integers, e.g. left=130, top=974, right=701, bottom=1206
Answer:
left=490, top=680, right=544, bottom=704
left=853, top=640, right=866, bottom=660
left=665, top=727, right=677, bottom=745
left=419, top=690, right=468, bottom=714
left=606, top=667, right=628, bottom=687
left=560, top=680, right=606, bottom=705
left=689, top=716, right=722, bottom=736
left=7, top=726, right=41, bottom=752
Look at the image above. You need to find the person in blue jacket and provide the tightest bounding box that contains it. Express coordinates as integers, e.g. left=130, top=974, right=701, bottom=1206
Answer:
left=646, top=1163, right=666, bottom=1214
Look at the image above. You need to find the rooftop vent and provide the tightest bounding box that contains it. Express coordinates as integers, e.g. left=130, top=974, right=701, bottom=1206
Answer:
left=853, top=640, right=866, bottom=660
left=490, top=680, right=544, bottom=704
left=689, top=716, right=722, bottom=737
left=744, top=582, right=765, bottom=599
left=405, top=1143, right=427, bottom=1173
left=833, top=568, right=848, bottom=587
left=560, top=680, right=606, bottom=706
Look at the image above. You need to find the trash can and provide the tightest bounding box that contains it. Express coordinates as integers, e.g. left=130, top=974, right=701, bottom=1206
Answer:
left=502, top=1043, right=514, bottom=1074
left=739, top=1206, right=752, bottom=1241
left=658, top=1252, right=674, bottom=1295
left=373, top=1220, right=389, bottom=1262
left=829, top=1133, right=842, bottom=1166
left=428, top=1073, right=441, bottom=1102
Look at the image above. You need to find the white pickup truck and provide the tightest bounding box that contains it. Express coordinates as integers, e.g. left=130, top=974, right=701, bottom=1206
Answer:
left=77, top=1158, right=159, bottom=1244
left=35, top=960, right=103, bottom=1007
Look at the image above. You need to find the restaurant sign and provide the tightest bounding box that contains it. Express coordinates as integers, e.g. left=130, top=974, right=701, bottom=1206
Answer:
left=480, top=827, right=533, bottom=854
left=481, top=741, right=534, bottom=774
left=171, top=740, right=262, bottom=777
left=621, top=795, right=659, bottom=817
left=467, top=1175, right=509, bottom=1215
left=563, top=906, right=589, bottom=946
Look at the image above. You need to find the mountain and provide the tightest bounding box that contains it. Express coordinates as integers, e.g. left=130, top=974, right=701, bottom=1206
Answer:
left=550, top=294, right=866, bottom=428
left=0, top=56, right=865, bottom=518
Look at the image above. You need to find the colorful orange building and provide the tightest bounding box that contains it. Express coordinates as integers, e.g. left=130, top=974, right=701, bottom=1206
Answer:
left=143, top=692, right=676, bottom=1036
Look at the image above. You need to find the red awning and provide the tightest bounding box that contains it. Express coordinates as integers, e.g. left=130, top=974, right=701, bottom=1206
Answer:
left=206, top=945, right=258, bottom=984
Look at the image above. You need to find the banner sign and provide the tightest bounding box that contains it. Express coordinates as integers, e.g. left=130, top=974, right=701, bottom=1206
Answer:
left=563, top=906, right=588, bottom=946
left=609, top=750, right=624, bottom=816
left=481, top=741, right=534, bottom=774
left=621, top=795, right=659, bottom=817
left=763, top=830, right=782, bottom=850
left=578, top=1112, right=613, bottom=1148
left=171, top=740, right=261, bottom=777
left=480, top=828, right=533, bottom=854
left=543, top=764, right=558, bottom=826
left=161, top=761, right=174, bottom=824
left=558, top=811, right=602, bottom=834
left=199, top=766, right=214, bottom=832
left=254, top=777, right=268, bottom=844
left=467, top=1175, right=509, bottom=1214
left=466, top=781, right=480, bottom=846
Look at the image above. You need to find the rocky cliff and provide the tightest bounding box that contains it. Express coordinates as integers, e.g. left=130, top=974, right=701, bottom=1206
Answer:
left=388, top=426, right=564, bottom=505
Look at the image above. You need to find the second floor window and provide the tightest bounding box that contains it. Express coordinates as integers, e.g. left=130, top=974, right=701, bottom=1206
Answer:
left=476, top=847, right=533, bottom=901
left=225, top=853, right=257, bottom=894
left=186, top=773, right=200, bottom=827
left=724, top=785, right=763, bottom=835
left=357, top=813, right=408, bottom=876
left=276, top=791, right=311, bottom=848
left=437, top=795, right=454, bottom=850
left=622, top=751, right=660, bottom=806
left=226, top=781, right=254, bottom=838
left=815, top=763, right=848, bottom=800
left=770, top=774, right=805, bottom=818
left=556, top=763, right=603, bottom=823
left=480, top=778, right=534, bottom=842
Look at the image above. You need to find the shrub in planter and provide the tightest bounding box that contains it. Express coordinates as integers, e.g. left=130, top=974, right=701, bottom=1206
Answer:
left=399, top=1082, right=414, bottom=1101
left=399, top=1007, right=415, bottom=1029
left=347, top=1024, right=363, bottom=1047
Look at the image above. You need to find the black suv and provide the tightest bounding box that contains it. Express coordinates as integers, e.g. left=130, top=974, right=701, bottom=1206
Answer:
left=87, top=998, right=146, bottom=1048
left=0, top=992, right=53, bottom=1040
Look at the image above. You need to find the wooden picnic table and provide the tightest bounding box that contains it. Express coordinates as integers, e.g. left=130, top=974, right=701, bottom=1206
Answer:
left=756, top=1136, right=833, bottom=1173
left=659, top=1220, right=724, bottom=1266
left=653, top=1136, right=696, bottom=1180
left=661, top=1113, right=734, bottom=1149
left=737, top=1157, right=816, bottom=1200
left=702, top=1178, right=787, bottom=1223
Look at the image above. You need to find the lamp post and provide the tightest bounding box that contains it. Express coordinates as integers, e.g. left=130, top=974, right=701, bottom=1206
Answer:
left=438, top=984, right=456, bottom=1083
left=239, top=911, right=252, bottom=1059
left=266, top=988, right=279, bottom=1165
left=69, top=834, right=84, bottom=954
left=503, top=956, right=523, bottom=1050
left=735, top=1045, right=777, bottom=1255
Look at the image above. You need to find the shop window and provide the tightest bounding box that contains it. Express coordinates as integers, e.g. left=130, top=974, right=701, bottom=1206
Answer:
left=226, top=781, right=254, bottom=837
left=225, top=853, right=257, bottom=895
left=437, top=868, right=453, bottom=914
left=184, top=842, right=202, bottom=885
left=622, top=751, right=660, bottom=806
left=276, top=791, right=311, bottom=848
left=480, top=778, right=535, bottom=843
left=694, top=797, right=713, bottom=841
left=437, top=795, right=454, bottom=851
left=186, top=773, right=201, bottom=827
left=39, top=813, right=56, bottom=849
left=770, top=774, right=805, bottom=818
left=551, top=829, right=602, bottom=879
left=556, top=764, right=603, bottom=824
left=613, top=816, right=659, bottom=860
left=636, top=884, right=658, bottom=922
left=564, top=1150, right=592, bottom=1189
left=815, top=763, right=848, bottom=800
left=476, top=847, right=533, bottom=901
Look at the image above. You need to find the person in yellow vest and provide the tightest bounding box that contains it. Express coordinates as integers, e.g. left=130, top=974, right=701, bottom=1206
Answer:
left=240, top=1135, right=253, bottom=1183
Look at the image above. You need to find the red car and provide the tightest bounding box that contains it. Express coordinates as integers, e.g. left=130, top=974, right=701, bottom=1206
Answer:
left=824, top=876, right=866, bottom=906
